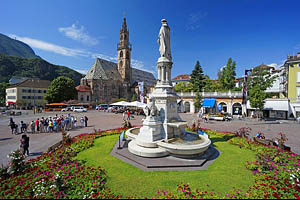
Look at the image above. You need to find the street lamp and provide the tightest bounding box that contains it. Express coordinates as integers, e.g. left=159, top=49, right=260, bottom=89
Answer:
left=32, top=79, right=36, bottom=115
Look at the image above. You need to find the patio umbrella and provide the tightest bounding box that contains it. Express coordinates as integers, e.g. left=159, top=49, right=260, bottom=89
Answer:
left=110, top=101, right=130, bottom=106
left=127, top=101, right=146, bottom=108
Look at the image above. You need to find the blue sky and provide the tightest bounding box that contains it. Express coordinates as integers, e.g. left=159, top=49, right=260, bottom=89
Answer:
left=1, top=0, right=300, bottom=79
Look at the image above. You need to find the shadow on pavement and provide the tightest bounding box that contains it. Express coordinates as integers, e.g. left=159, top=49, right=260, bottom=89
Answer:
left=0, top=137, right=13, bottom=141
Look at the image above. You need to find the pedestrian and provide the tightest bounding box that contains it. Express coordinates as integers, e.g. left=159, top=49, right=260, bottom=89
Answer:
left=84, top=116, right=88, bottom=127
left=20, top=135, right=26, bottom=154
left=20, top=121, right=25, bottom=133
left=40, top=118, right=44, bottom=133
left=9, top=117, right=15, bottom=134
left=127, top=110, right=130, bottom=120
left=24, top=134, right=30, bottom=156
left=35, top=118, right=39, bottom=132
left=49, top=120, right=53, bottom=133
left=80, top=117, right=84, bottom=128
left=30, top=121, right=35, bottom=134
left=122, top=112, right=125, bottom=121
left=44, top=118, right=49, bottom=133
left=74, top=117, right=77, bottom=128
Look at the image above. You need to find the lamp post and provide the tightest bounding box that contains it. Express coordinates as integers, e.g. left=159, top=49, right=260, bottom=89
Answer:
left=32, top=79, right=36, bottom=115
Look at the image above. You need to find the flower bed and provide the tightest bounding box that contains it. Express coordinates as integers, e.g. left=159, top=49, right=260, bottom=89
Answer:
left=1, top=127, right=299, bottom=199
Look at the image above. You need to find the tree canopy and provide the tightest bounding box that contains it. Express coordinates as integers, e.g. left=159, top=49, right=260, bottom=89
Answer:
left=190, top=61, right=206, bottom=93
left=174, top=81, right=193, bottom=93
left=247, top=67, right=277, bottom=113
left=0, top=82, right=9, bottom=106
left=218, top=58, right=236, bottom=90
left=44, top=76, right=77, bottom=103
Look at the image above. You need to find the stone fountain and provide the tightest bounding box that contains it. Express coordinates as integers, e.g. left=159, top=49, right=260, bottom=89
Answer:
left=126, top=19, right=211, bottom=158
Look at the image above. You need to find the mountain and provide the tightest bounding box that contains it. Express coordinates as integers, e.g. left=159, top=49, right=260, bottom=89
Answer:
left=0, top=54, right=83, bottom=85
left=0, top=33, right=38, bottom=59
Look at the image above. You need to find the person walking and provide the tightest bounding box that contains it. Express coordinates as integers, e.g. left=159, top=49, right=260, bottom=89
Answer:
left=84, top=116, right=88, bottom=127
left=127, top=110, right=130, bottom=120
left=20, top=135, right=26, bottom=154
left=24, top=134, right=30, bottom=156
left=30, top=121, right=35, bottom=134
left=80, top=117, right=84, bottom=128
left=9, top=118, right=15, bottom=134
left=49, top=120, right=53, bottom=133
left=122, top=112, right=125, bottom=121
left=35, top=118, right=39, bottom=132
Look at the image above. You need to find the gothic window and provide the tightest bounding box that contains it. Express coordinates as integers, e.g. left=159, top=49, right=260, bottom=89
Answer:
left=126, top=51, right=129, bottom=59
left=124, top=34, right=127, bottom=39
left=80, top=95, right=84, bottom=101
left=87, top=95, right=90, bottom=102
left=120, top=51, right=123, bottom=58
left=120, top=60, right=123, bottom=67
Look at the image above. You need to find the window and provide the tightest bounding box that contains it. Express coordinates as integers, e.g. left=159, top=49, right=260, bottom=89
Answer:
left=22, top=89, right=27, bottom=93
left=120, top=51, right=123, bottom=58
left=126, top=51, right=129, bottom=59
left=27, top=96, right=31, bottom=99
left=297, top=72, right=300, bottom=83
left=22, top=96, right=27, bottom=99
left=297, top=88, right=300, bottom=98
left=44, top=90, right=47, bottom=93
left=87, top=95, right=89, bottom=101
left=7, top=96, right=16, bottom=99
left=38, top=90, right=42, bottom=93
left=81, top=95, right=84, bottom=101
left=38, top=96, right=42, bottom=99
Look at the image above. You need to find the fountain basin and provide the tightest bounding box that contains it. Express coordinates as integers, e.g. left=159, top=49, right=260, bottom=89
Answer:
left=126, top=127, right=211, bottom=158
left=157, top=133, right=211, bottom=157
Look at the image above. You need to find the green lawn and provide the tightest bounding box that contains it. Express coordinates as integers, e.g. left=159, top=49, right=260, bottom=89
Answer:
left=75, top=133, right=256, bottom=198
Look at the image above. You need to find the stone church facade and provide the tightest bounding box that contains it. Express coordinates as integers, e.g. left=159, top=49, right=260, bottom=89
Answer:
left=76, top=17, right=156, bottom=104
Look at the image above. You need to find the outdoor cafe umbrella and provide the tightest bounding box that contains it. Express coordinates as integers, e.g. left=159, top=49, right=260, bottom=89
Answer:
left=127, top=101, right=147, bottom=108
left=110, top=101, right=130, bottom=106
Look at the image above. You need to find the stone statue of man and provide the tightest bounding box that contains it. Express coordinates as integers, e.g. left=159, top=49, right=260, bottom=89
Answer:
left=158, top=19, right=172, bottom=61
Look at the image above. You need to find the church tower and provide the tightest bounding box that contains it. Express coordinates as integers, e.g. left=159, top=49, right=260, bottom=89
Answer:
left=117, top=17, right=132, bottom=83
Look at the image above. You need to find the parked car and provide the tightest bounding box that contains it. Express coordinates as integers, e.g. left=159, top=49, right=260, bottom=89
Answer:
left=73, top=107, right=87, bottom=112
left=97, top=104, right=109, bottom=111
left=62, top=107, right=73, bottom=112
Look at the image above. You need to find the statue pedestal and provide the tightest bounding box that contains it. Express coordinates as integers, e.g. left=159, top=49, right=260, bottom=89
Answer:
left=136, top=117, right=164, bottom=148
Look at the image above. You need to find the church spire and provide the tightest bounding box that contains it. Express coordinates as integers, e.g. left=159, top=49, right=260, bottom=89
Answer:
left=121, top=17, right=127, bottom=32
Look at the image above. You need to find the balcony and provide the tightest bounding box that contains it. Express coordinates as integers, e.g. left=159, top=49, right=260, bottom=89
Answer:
left=177, top=91, right=243, bottom=98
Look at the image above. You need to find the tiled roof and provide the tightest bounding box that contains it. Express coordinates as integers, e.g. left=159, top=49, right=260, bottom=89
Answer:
left=76, top=85, right=91, bottom=92
left=84, top=58, right=122, bottom=81
left=172, top=74, right=191, bottom=81
left=8, top=79, right=51, bottom=89
left=132, top=68, right=156, bottom=86
left=253, top=64, right=275, bottom=70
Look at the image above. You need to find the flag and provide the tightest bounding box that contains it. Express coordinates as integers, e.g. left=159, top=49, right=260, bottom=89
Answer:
left=242, top=70, right=249, bottom=105
left=138, top=81, right=144, bottom=103
left=120, top=130, right=125, bottom=141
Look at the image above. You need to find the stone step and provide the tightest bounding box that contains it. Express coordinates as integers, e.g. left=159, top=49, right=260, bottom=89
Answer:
left=128, top=140, right=168, bottom=158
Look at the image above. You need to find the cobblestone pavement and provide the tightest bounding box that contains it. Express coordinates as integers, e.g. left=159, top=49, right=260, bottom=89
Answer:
left=1, top=111, right=299, bottom=166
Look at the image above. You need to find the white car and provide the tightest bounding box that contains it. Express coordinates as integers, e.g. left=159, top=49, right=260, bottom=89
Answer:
left=73, top=107, right=87, bottom=112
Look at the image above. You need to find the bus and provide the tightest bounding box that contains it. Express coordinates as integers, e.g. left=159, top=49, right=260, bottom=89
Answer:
left=44, top=103, right=67, bottom=111
left=44, top=103, right=91, bottom=111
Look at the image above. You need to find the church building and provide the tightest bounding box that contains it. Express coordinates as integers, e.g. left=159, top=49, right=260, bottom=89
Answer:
left=76, top=17, right=156, bottom=104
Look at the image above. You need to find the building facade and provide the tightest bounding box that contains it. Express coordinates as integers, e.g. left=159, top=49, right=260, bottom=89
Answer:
left=6, top=79, right=50, bottom=108
left=77, top=17, right=156, bottom=104
left=286, top=53, right=300, bottom=117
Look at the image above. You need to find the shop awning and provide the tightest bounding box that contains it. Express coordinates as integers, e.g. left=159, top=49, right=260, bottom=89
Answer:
left=202, top=99, right=216, bottom=108
left=247, top=99, right=289, bottom=111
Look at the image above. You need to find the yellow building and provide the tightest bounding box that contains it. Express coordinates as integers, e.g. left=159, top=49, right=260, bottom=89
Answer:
left=286, top=52, right=300, bottom=117
left=6, top=79, right=50, bottom=109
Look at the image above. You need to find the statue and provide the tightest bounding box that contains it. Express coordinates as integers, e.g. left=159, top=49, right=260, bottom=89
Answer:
left=143, top=98, right=158, bottom=118
left=158, top=19, right=172, bottom=61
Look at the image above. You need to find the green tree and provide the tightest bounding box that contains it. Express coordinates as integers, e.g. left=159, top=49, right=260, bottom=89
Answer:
left=131, top=93, right=137, bottom=101
left=218, top=58, right=237, bottom=90
left=190, top=61, right=205, bottom=93
left=44, top=76, right=77, bottom=103
left=247, top=67, right=277, bottom=117
left=174, top=82, right=193, bottom=93
left=190, top=61, right=206, bottom=110
left=0, top=82, right=9, bottom=106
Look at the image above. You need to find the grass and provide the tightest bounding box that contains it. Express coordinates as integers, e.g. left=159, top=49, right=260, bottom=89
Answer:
left=75, top=133, right=256, bottom=198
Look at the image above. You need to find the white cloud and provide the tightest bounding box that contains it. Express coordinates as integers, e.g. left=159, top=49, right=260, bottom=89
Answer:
left=58, top=24, right=99, bottom=46
left=186, top=11, right=208, bottom=31
left=74, top=69, right=89, bottom=75
left=9, top=34, right=89, bottom=57
left=9, top=34, right=156, bottom=75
